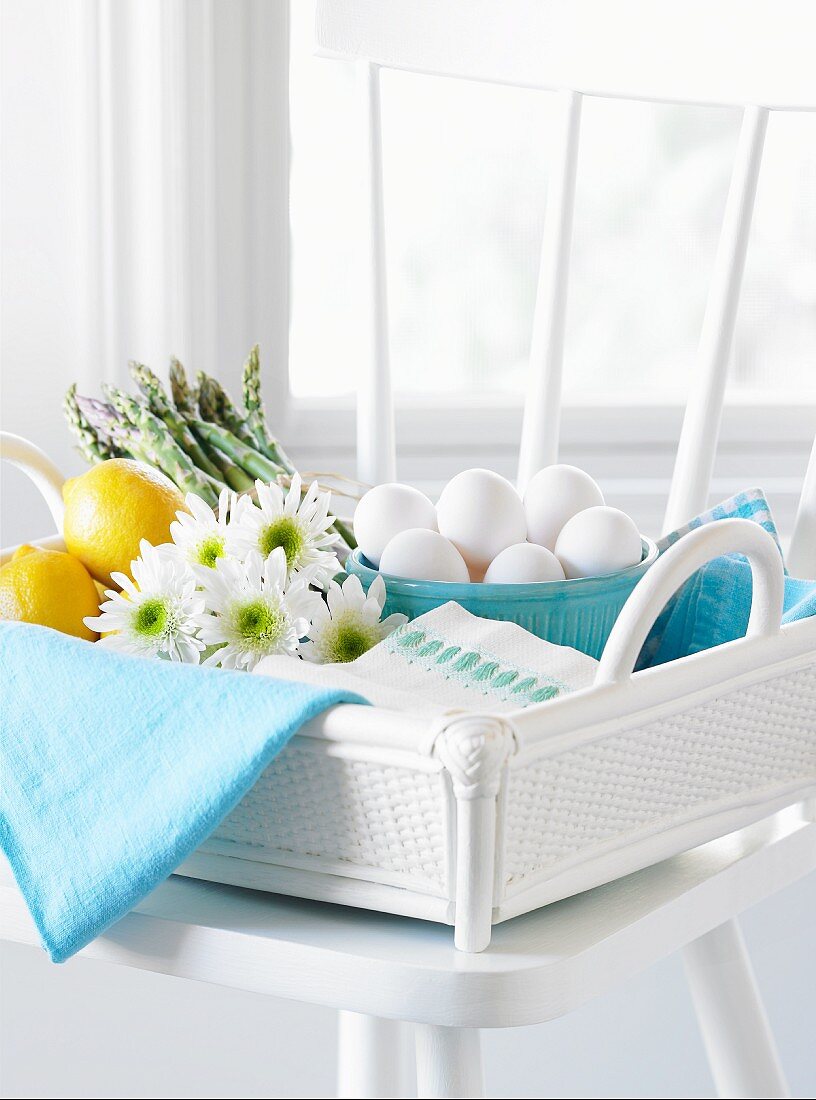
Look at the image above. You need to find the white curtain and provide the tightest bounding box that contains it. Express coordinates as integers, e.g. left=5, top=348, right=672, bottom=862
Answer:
left=1, top=0, right=290, bottom=545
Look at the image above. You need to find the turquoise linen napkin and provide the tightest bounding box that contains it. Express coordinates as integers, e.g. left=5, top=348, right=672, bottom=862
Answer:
left=639, top=487, right=814, bottom=667
left=645, top=561, right=815, bottom=667
left=0, top=621, right=365, bottom=963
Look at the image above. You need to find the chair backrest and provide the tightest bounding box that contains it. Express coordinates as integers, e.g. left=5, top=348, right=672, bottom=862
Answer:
left=315, top=0, right=816, bottom=568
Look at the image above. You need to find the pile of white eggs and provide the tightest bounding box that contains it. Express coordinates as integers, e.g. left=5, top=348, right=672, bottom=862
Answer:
left=353, top=465, right=644, bottom=585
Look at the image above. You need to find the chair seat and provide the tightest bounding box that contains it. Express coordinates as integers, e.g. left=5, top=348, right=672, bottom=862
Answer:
left=2, top=806, right=813, bottom=1030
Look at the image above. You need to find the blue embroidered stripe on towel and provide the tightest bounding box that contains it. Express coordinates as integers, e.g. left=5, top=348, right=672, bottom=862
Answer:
left=0, top=621, right=365, bottom=963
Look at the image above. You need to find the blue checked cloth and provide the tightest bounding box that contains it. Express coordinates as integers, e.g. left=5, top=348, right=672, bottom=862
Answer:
left=655, top=487, right=782, bottom=553
left=640, top=488, right=816, bottom=668
left=0, top=622, right=364, bottom=963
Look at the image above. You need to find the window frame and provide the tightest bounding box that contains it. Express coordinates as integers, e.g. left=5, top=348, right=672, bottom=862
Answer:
left=281, top=397, right=814, bottom=543
left=286, top=1, right=815, bottom=505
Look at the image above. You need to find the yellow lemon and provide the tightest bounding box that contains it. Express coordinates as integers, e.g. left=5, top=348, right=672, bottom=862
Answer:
left=0, top=545, right=101, bottom=640
left=62, top=458, right=187, bottom=587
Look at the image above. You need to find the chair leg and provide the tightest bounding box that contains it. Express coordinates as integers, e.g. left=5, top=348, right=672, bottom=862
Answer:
left=336, top=1011, right=410, bottom=1098
left=414, top=1024, right=483, bottom=1099
left=683, top=918, right=789, bottom=1099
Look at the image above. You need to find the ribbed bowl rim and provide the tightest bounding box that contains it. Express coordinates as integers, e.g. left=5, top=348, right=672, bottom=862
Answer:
left=346, top=536, right=659, bottom=603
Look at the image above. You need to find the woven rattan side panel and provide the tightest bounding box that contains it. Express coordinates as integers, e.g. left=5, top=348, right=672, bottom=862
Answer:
left=504, top=665, right=816, bottom=888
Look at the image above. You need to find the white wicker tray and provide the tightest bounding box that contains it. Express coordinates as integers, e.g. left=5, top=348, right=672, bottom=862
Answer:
left=174, top=520, right=816, bottom=951
left=4, top=409, right=816, bottom=960
left=2, top=464, right=815, bottom=955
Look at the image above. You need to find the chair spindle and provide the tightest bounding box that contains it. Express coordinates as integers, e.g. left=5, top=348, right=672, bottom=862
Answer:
left=356, top=61, right=396, bottom=487
left=663, top=105, right=769, bottom=534
left=788, top=435, right=816, bottom=577
left=517, top=90, right=583, bottom=492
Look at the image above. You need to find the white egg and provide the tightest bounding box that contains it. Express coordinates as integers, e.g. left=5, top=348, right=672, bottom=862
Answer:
left=524, top=464, right=604, bottom=550
left=436, top=468, right=527, bottom=574
left=379, top=528, right=470, bottom=583
left=353, top=483, right=436, bottom=567
left=483, top=543, right=566, bottom=584
left=554, top=506, right=643, bottom=579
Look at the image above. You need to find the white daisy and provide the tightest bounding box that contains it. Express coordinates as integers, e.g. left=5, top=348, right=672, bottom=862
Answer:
left=194, top=547, right=322, bottom=671
left=233, top=474, right=340, bottom=587
left=84, top=540, right=205, bottom=663
left=301, top=574, right=407, bottom=664
left=168, top=487, right=243, bottom=573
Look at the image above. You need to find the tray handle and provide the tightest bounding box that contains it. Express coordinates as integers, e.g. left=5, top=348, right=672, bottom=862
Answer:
left=596, top=518, right=784, bottom=685
left=0, top=432, right=66, bottom=534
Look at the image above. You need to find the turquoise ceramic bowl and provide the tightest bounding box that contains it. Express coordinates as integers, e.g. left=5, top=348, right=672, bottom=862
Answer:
left=345, top=537, right=659, bottom=660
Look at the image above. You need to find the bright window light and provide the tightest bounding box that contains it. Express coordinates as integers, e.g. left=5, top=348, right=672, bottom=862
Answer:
left=289, top=2, right=816, bottom=402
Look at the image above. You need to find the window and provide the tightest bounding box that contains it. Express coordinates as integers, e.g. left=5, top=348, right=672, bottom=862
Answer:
left=289, top=1, right=816, bottom=403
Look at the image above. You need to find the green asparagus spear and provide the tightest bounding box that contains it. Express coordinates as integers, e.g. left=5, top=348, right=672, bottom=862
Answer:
left=129, top=361, right=223, bottom=481
left=195, top=417, right=356, bottom=549
left=74, top=344, right=357, bottom=548
left=195, top=373, right=223, bottom=424
left=74, top=394, right=123, bottom=443
left=196, top=364, right=309, bottom=497
left=195, top=434, right=255, bottom=493
left=196, top=372, right=259, bottom=449
left=241, top=344, right=265, bottom=443
left=169, top=357, right=198, bottom=416
left=131, top=362, right=261, bottom=500
left=116, top=433, right=164, bottom=470
left=128, top=359, right=168, bottom=412
left=241, top=345, right=292, bottom=471
left=198, top=364, right=295, bottom=482
left=104, top=386, right=220, bottom=508
left=64, top=385, right=120, bottom=463
left=74, top=393, right=168, bottom=470
left=237, top=353, right=361, bottom=545
left=225, top=351, right=357, bottom=547
left=189, top=419, right=284, bottom=483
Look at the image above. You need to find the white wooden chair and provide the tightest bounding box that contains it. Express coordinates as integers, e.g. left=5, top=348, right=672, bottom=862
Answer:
left=2, top=2, right=815, bottom=1097
left=317, top=1, right=815, bottom=1093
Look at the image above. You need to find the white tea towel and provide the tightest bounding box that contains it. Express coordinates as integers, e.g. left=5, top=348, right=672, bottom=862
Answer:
left=255, top=601, right=598, bottom=715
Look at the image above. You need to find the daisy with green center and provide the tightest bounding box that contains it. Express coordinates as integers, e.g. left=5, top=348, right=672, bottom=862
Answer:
left=233, top=474, right=340, bottom=588
left=301, top=574, right=407, bottom=664
left=168, top=488, right=243, bottom=574
left=84, top=540, right=205, bottom=663
left=194, top=547, right=323, bottom=671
